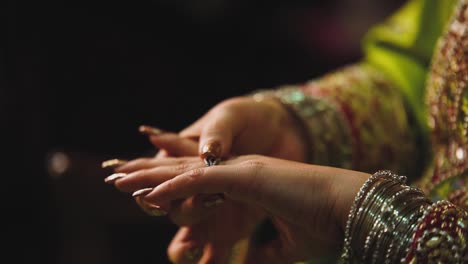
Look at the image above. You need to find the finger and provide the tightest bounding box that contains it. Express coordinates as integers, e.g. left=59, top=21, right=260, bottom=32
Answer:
left=167, top=225, right=234, bottom=264
left=143, top=157, right=314, bottom=219
left=116, top=156, right=190, bottom=173
left=114, top=157, right=159, bottom=173
left=198, top=109, right=244, bottom=162
left=186, top=224, right=235, bottom=264
left=168, top=212, right=254, bottom=264
left=149, top=133, right=198, bottom=157
left=226, top=238, right=250, bottom=264
left=168, top=227, right=204, bottom=264
left=198, top=243, right=232, bottom=264
left=168, top=194, right=225, bottom=226
left=137, top=125, right=177, bottom=157
left=101, top=159, right=129, bottom=169
left=138, top=124, right=165, bottom=136
left=113, top=158, right=204, bottom=192
left=144, top=161, right=261, bottom=204
left=134, top=195, right=169, bottom=216
left=155, top=149, right=169, bottom=158
left=179, top=114, right=207, bottom=139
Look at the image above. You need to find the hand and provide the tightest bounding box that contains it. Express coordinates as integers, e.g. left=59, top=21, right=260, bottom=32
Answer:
left=112, top=130, right=262, bottom=263
left=137, top=126, right=199, bottom=158
left=178, top=96, right=308, bottom=163
left=115, top=155, right=265, bottom=264
left=114, top=155, right=370, bottom=263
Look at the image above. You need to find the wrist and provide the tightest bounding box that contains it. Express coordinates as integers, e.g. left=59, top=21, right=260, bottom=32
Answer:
left=267, top=96, right=309, bottom=163
left=330, top=169, right=370, bottom=232
left=251, top=86, right=352, bottom=167
left=249, top=93, right=309, bottom=162
left=340, top=170, right=432, bottom=263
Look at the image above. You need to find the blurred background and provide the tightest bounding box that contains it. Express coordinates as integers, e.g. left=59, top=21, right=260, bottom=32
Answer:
left=4, top=0, right=405, bottom=263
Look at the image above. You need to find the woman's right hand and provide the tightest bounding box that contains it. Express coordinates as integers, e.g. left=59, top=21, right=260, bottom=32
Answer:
left=176, top=96, right=308, bottom=163
left=114, top=155, right=370, bottom=263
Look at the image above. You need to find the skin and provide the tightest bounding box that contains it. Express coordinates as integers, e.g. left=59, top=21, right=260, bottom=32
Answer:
left=115, top=155, right=369, bottom=263
left=112, top=96, right=367, bottom=263
left=178, top=96, right=308, bottom=162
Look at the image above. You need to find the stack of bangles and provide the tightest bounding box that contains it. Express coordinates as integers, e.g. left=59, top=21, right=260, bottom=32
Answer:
left=340, top=170, right=467, bottom=263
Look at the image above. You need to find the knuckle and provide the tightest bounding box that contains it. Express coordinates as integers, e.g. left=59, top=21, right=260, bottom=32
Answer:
left=132, top=168, right=149, bottom=178
left=218, top=97, right=242, bottom=108
left=135, top=157, right=152, bottom=165
left=186, top=167, right=205, bottom=181
left=164, top=178, right=176, bottom=192
left=242, top=158, right=266, bottom=175
left=173, top=159, right=191, bottom=173
left=235, top=157, right=267, bottom=199
left=215, top=96, right=247, bottom=113
left=123, top=158, right=144, bottom=169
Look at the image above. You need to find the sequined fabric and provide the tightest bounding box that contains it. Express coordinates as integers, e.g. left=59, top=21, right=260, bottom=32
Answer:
left=300, top=63, right=420, bottom=176
left=260, top=1, right=468, bottom=263
left=405, top=201, right=467, bottom=263
left=419, top=0, right=467, bottom=209
left=252, top=86, right=353, bottom=168
left=404, top=1, right=468, bottom=262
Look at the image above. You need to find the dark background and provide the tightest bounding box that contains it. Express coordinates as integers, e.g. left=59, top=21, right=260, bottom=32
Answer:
left=4, top=0, right=405, bottom=263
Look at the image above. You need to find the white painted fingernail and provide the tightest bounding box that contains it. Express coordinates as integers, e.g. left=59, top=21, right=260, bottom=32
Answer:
left=104, top=173, right=127, bottom=184
left=132, top=187, right=153, bottom=197
left=146, top=205, right=168, bottom=216
left=138, top=125, right=164, bottom=136
left=101, top=159, right=128, bottom=168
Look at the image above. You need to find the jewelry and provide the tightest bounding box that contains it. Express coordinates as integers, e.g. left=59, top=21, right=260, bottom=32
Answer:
left=340, top=170, right=435, bottom=263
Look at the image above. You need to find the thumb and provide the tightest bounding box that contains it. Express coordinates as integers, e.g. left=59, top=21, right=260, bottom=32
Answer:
left=199, top=110, right=244, bottom=165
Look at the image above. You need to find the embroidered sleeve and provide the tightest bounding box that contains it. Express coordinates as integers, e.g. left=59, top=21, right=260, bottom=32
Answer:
left=253, top=63, right=422, bottom=177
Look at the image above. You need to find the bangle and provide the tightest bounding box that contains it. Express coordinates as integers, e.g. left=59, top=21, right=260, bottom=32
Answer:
left=341, top=170, right=405, bottom=262
left=251, top=86, right=352, bottom=167
left=340, top=170, right=433, bottom=263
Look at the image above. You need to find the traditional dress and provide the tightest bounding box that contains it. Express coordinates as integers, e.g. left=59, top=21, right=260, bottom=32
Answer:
left=254, top=0, right=467, bottom=262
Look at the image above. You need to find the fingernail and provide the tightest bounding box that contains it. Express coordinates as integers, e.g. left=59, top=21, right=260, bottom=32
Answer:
left=101, top=159, right=128, bottom=169
left=146, top=205, right=168, bottom=216
left=138, top=125, right=164, bottom=136
left=228, top=239, right=249, bottom=264
left=104, top=173, right=127, bottom=184
left=184, top=247, right=202, bottom=262
left=132, top=187, right=154, bottom=197
left=203, top=193, right=225, bottom=208
left=201, top=141, right=222, bottom=166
